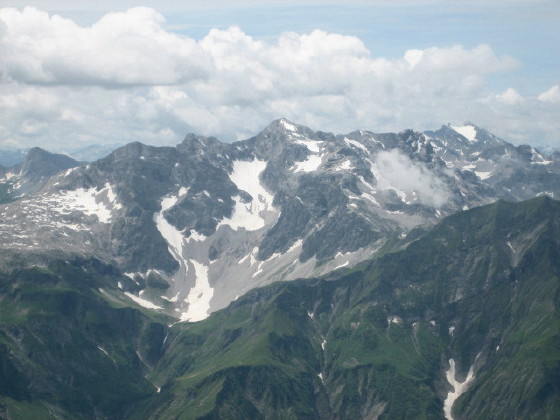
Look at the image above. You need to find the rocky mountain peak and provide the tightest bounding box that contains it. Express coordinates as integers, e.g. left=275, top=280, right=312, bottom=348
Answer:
left=19, top=147, right=81, bottom=178
left=178, top=133, right=223, bottom=154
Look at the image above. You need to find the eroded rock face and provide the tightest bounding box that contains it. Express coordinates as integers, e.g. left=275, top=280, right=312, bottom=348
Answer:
left=1, top=119, right=559, bottom=320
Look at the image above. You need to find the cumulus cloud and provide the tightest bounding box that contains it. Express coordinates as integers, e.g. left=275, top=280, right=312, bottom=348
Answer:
left=538, top=85, right=560, bottom=103
left=0, top=6, right=557, bottom=151
left=495, top=87, right=524, bottom=105
left=372, top=149, right=450, bottom=208
left=0, top=7, right=209, bottom=86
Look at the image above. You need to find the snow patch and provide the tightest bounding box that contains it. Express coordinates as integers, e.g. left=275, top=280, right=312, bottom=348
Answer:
left=333, top=261, right=349, bottom=270
left=294, top=139, right=322, bottom=153
left=506, top=241, right=516, bottom=253
left=333, top=160, right=353, bottom=172
left=51, top=185, right=120, bottom=223
left=361, top=192, right=380, bottom=207
left=450, top=124, right=477, bottom=142
left=292, top=153, right=323, bottom=173
left=101, top=183, right=122, bottom=209
left=280, top=119, right=297, bottom=132
left=64, top=167, right=77, bottom=177
left=252, top=260, right=265, bottom=278
left=344, top=137, right=369, bottom=153
left=155, top=201, right=185, bottom=262
left=286, top=239, right=303, bottom=254
left=444, top=358, right=476, bottom=420
left=217, top=159, right=275, bottom=231
left=475, top=171, right=492, bottom=180
left=97, top=346, right=110, bottom=357
left=249, top=247, right=259, bottom=266
left=187, top=230, right=207, bottom=243
left=182, top=261, right=213, bottom=322
left=124, top=292, right=163, bottom=310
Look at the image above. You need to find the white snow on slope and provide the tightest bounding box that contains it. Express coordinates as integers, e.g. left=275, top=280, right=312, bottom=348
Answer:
left=280, top=119, right=297, bottom=132
left=154, top=187, right=214, bottom=321
left=51, top=182, right=121, bottom=223
left=218, top=159, right=275, bottom=231
left=101, top=183, right=121, bottom=209
left=153, top=187, right=215, bottom=322
left=187, top=230, right=207, bottom=243
left=294, top=139, right=323, bottom=153
left=451, top=125, right=477, bottom=142
left=333, top=261, right=349, bottom=270
left=344, top=137, right=369, bottom=153
left=182, top=261, right=213, bottom=322
left=154, top=189, right=188, bottom=261
left=97, top=346, right=112, bottom=359
left=64, top=167, right=77, bottom=177
left=293, top=153, right=323, bottom=173
left=333, top=160, right=353, bottom=172
left=286, top=239, right=303, bottom=254
left=124, top=292, right=164, bottom=310
left=475, top=171, right=493, bottom=180
left=444, top=358, right=475, bottom=420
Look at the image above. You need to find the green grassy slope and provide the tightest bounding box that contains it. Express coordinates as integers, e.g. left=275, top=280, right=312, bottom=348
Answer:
left=0, top=258, right=170, bottom=419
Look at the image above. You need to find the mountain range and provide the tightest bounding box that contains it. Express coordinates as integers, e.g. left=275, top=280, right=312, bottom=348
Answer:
left=0, top=120, right=559, bottom=419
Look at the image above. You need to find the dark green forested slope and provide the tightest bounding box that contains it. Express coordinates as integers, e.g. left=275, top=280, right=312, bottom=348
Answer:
left=1, top=197, right=559, bottom=419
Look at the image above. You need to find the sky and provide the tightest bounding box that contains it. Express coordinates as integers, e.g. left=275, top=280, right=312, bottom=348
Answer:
left=0, top=0, right=559, bottom=153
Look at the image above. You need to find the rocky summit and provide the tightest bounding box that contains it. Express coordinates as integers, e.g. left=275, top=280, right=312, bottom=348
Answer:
left=0, top=120, right=559, bottom=419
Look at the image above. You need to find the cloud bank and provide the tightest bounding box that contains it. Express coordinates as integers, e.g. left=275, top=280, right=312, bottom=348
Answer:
left=0, top=7, right=558, bottom=151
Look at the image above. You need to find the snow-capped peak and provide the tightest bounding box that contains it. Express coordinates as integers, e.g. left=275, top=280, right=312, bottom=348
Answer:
left=450, top=124, right=478, bottom=142
left=279, top=118, right=298, bottom=132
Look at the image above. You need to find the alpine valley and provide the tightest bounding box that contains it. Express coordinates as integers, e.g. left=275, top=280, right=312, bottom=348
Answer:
left=0, top=120, right=559, bottom=419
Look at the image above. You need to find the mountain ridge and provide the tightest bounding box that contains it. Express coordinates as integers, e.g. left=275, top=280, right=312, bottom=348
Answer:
left=0, top=120, right=559, bottom=321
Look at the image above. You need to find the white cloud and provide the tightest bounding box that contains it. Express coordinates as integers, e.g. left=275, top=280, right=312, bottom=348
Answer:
left=373, top=149, right=450, bottom=208
left=0, top=7, right=209, bottom=86
left=538, top=85, right=560, bottom=103
left=495, top=87, right=524, bottom=105
left=0, top=6, right=557, bottom=151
